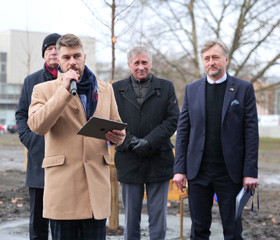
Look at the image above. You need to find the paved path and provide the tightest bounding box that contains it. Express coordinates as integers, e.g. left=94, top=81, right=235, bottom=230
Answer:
left=0, top=213, right=223, bottom=240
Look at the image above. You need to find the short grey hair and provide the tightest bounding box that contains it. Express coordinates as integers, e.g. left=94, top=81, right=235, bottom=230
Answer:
left=201, top=39, right=229, bottom=58
left=127, top=46, right=152, bottom=64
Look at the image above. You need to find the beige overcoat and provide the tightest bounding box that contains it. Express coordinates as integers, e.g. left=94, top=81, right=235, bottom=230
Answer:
left=28, top=72, right=123, bottom=220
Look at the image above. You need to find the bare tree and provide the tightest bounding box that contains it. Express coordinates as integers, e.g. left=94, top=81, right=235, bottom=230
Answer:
left=22, top=31, right=32, bottom=76
left=81, top=0, right=139, bottom=81
left=134, top=0, right=280, bottom=103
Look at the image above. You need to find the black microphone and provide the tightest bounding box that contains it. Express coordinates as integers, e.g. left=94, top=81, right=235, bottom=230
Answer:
left=70, top=80, right=77, bottom=95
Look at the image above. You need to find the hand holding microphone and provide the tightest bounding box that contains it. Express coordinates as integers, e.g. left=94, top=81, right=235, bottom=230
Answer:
left=62, top=69, right=80, bottom=95
left=70, top=79, right=77, bottom=95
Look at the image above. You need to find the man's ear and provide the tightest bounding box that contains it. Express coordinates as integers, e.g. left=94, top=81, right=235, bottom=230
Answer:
left=127, top=62, right=131, bottom=71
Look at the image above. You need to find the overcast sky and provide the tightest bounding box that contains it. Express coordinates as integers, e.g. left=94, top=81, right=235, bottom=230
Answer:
left=0, top=0, right=115, bottom=62
left=0, top=0, right=98, bottom=36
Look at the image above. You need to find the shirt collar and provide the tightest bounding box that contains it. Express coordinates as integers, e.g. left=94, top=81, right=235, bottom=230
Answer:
left=207, top=73, right=227, bottom=84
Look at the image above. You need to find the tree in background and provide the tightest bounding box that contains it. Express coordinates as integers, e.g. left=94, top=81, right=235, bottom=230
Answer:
left=82, top=0, right=139, bottom=81
left=132, top=0, right=280, bottom=104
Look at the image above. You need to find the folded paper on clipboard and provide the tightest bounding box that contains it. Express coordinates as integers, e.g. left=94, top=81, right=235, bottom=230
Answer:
left=77, top=116, right=127, bottom=140
left=235, top=187, right=254, bottom=220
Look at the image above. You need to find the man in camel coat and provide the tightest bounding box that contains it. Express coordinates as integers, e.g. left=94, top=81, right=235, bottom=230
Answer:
left=28, top=33, right=125, bottom=240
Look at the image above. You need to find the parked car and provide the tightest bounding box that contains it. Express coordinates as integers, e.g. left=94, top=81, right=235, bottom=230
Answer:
left=0, top=125, right=5, bottom=135
left=7, top=121, right=17, bottom=133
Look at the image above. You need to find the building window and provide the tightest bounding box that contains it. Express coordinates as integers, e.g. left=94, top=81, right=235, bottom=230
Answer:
left=0, top=73, right=6, bottom=83
left=0, top=52, right=7, bottom=83
left=0, top=52, right=7, bottom=61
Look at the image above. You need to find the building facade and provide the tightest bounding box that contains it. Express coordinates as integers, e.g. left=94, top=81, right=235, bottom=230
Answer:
left=0, top=30, right=96, bottom=125
left=254, top=81, right=280, bottom=115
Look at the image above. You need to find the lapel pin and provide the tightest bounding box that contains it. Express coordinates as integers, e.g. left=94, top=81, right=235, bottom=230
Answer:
left=229, top=88, right=234, bottom=91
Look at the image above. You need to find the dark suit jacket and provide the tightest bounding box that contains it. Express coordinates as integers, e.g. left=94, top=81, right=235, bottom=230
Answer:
left=113, top=75, right=180, bottom=184
left=174, top=74, right=259, bottom=184
left=15, top=64, right=53, bottom=188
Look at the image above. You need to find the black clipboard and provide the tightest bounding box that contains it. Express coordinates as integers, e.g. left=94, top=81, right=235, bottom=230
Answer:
left=77, top=116, right=127, bottom=140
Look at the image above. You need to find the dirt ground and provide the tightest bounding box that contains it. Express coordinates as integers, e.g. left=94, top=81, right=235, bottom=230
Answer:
left=0, top=134, right=279, bottom=239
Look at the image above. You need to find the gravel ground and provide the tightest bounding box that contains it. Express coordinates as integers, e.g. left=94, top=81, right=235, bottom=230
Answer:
left=0, top=134, right=279, bottom=239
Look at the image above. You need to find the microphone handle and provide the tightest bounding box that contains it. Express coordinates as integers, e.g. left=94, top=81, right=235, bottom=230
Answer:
left=70, top=80, right=77, bottom=95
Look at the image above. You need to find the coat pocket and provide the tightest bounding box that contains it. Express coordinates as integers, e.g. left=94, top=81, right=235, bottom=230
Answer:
left=103, top=154, right=111, bottom=165
left=42, top=155, right=65, bottom=168
left=160, top=142, right=174, bottom=151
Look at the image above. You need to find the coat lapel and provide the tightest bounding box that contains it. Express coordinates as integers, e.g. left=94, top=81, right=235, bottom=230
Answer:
left=142, top=75, right=161, bottom=104
left=93, top=78, right=104, bottom=115
left=199, top=77, right=207, bottom=122
left=222, top=74, right=235, bottom=124
left=119, top=77, right=140, bottom=109
left=118, top=76, right=161, bottom=109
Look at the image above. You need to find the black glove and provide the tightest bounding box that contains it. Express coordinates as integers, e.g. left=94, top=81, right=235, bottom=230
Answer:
left=128, top=136, right=140, bottom=150
left=131, top=139, right=152, bottom=158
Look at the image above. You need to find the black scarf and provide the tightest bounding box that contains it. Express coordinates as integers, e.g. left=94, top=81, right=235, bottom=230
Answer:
left=58, top=65, right=98, bottom=120
left=77, top=66, right=99, bottom=120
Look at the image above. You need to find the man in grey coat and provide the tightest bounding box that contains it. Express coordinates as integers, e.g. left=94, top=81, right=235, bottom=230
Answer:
left=112, top=46, right=180, bottom=240
left=16, top=33, right=61, bottom=240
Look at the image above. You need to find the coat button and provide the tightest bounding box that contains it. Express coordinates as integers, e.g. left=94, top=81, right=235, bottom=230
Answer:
left=139, top=111, right=144, bottom=116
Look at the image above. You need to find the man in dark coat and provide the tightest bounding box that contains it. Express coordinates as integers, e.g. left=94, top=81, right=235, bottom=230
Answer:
left=173, top=39, right=259, bottom=239
left=112, top=46, right=180, bottom=240
left=15, top=33, right=61, bottom=240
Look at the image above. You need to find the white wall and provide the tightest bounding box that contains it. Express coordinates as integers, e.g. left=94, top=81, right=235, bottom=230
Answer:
left=0, top=30, right=96, bottom=125
left=259, top=126, right=280, bottom=139
left=9, top=31, right=45, bottom=84
left=258, top=115, right=280, bottom=138
left=0, top=30, right=96, bottom=85
left=81, top=36, right=96, bottom=73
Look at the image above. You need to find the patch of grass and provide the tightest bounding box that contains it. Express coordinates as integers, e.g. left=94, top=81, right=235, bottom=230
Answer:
left=0, top=134, right=22, bottom=147
left=171, top=136, right=280, bottom=162
left=259, top=138, right=280, bottom=153
left=259, top=158, right=280, bottom=163
left=259, top=138, right=280, bottom=142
